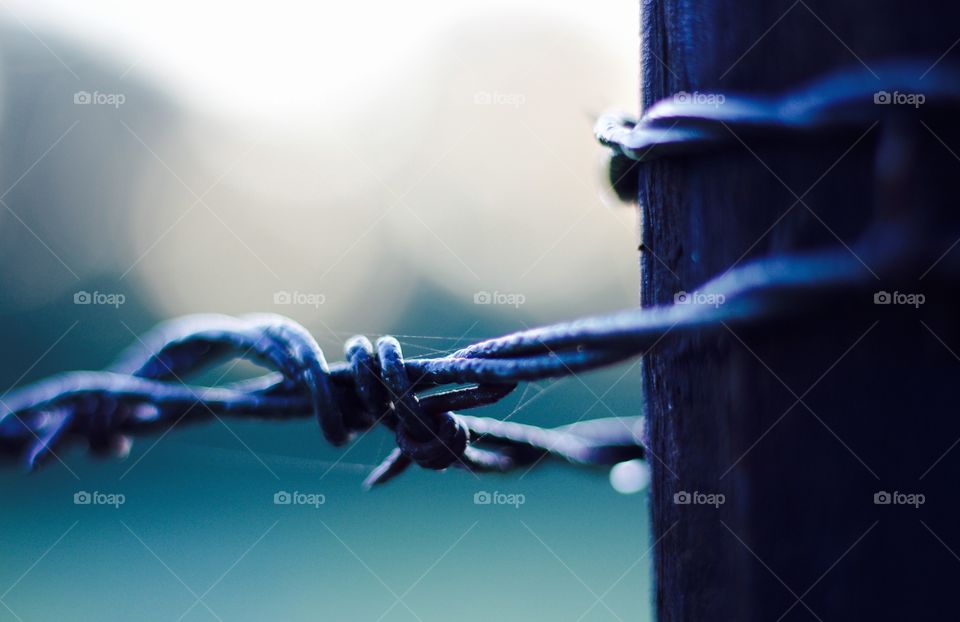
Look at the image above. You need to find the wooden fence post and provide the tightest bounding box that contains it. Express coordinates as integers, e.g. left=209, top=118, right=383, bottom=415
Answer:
left=639, top=1, right=960, bottom=619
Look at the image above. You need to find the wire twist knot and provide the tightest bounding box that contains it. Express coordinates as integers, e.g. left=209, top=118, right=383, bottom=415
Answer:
left=344, top=334, right=469, bottom=471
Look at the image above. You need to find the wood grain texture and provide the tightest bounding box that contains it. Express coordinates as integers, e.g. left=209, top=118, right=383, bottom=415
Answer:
left=639, top=2, right=960, bottom=619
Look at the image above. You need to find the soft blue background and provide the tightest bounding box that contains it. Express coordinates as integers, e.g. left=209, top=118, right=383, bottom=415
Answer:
left=0, top=4, right=651, bottom=620
left=1, top=304, right=651, bottom=621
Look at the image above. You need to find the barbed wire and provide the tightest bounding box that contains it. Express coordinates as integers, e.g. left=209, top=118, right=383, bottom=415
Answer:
left=0, top=61, right=948, bottom=488
left=0, top=234, right=896, bottom=487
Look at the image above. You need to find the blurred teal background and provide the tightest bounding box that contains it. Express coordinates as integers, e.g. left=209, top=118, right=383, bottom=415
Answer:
left=0, top=2, right=650, bottom=620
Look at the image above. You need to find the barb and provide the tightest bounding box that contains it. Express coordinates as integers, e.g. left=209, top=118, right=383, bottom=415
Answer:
left=0, top=236, right=893, bottom=487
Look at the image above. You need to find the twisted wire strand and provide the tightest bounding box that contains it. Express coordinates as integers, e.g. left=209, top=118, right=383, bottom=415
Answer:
left=0, top=233, right=901, bottom=487
left=594, top=60, right=960, bottom=165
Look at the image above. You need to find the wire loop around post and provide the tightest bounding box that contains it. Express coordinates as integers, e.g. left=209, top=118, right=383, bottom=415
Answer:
left=595, top=61, right=960, bottom=198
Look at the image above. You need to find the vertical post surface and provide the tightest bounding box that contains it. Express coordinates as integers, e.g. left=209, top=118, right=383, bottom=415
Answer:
left=640, top=1, right=960, bottom=619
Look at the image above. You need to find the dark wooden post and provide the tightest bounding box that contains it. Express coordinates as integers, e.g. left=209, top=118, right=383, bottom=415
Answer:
left=640, top=1, right=960, bottom=619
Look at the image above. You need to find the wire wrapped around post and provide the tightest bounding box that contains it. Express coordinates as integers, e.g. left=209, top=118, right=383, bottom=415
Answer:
left=595, top=61, right=960, bottom=200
